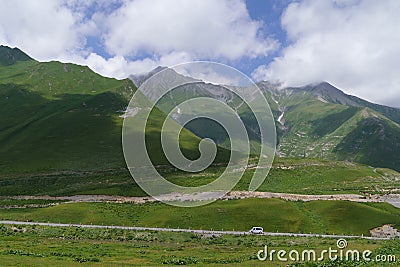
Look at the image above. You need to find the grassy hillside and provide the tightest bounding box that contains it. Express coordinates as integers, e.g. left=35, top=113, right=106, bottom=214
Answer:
left=0, top=157, right=397, bottom=196
left=260, top=83, right=400, bottom=171
left=0, top=50, right=133, bottom=174
left=0, top=157, right=398, bottom=197
left=334, top=115, right=400, bottom=169
left=1, top=47, right=399, bottom=198
left=241, top=158, right=400, bottom=195
left=0, top=46, right=227, bottom=177
left=0, top=198, right=399, bottom=236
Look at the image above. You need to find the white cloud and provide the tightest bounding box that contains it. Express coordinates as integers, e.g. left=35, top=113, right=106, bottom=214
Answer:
left=103, top=0, right=277, bottom=60
left=85, top=51, right=193, bottom=79
left=0, top=0, right=88, bottom=60
left=0, top=0, right=278, bottom=81
left=253, top=0, right=400, bottom=107
left=174, top=63, right=250, bottom=86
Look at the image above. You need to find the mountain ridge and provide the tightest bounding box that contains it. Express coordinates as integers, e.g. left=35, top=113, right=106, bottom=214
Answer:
left=128, top=66, right=399, bottom=171
left=259, top=83, right=400, bottom=171
left=287, top=82, right=400, bottom=123
left=0, top=46, right=399, bottom=175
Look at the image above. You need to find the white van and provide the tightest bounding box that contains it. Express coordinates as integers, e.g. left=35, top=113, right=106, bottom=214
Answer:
left=249, top=227, right=264, bottom=234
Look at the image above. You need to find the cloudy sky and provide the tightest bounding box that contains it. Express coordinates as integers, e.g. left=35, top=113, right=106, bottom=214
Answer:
left=0, top=0, right=399, bottom=107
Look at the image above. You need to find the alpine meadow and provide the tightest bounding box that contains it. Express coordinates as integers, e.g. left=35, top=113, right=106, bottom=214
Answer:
left=1, top=1, right=400, bottom=266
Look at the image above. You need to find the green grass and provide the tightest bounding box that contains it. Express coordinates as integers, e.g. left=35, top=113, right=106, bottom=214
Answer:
left=334, top=115, right=400, bottom=171
left=0, top=50, right=399, bottom=196
left=312, top=107, right=359, bottom=137
left=270, top=87, right=400, bottom=171
left=305, top=201, right=400, bottom=236
left=1, top=198, right=399, bottom=236
left=0, top=59, right=135, bottom=174
left=246, top=158, right=395, bottom=195
left=0, top=158, right=398, bottom=197
left=0, top=57, right=230, bottom=177
left=0, top=223, right=399, bottom=266
left=0, top=53, right=399, bottom=266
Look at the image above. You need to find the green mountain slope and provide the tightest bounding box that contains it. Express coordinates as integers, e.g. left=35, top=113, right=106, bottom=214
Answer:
left=0, top=45, right=32, bottom=66
left=258, top=82, right=400, bottom=171
left=334, top=114, right=400, bottom=168
left=132, top=67, right=400, bottom=172
left=0, top=51, right=132, bottom=174
left=1, top=47, right=399, bottom=196
left=293, top=82, right=400, bottom=123
left=0, top=46, right=216, bottom=177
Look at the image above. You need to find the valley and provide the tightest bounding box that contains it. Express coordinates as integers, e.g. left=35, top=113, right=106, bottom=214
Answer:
left=0, top=45, right=400, bottom=266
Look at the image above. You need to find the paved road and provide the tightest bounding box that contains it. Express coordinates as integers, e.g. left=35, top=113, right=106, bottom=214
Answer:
left=0, top=220, right=389, bottom=240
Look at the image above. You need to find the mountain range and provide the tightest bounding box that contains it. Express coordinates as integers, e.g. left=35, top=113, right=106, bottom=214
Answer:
left=131, top=66, right=400, bottom=172
left=0, top=45, right=399, bottom=181
left=259, top=81, right=400, bottom=171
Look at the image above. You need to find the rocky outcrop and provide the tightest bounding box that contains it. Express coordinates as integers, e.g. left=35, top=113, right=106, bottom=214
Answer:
left=370, top=224, right=400, bottom=238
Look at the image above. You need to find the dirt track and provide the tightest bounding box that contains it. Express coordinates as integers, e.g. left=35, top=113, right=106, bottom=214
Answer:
left=2, top=191, right=399, bottom=207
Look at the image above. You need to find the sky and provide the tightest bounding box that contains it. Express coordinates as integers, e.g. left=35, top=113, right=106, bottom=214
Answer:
left=0, top=0, right=399, bottom=107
